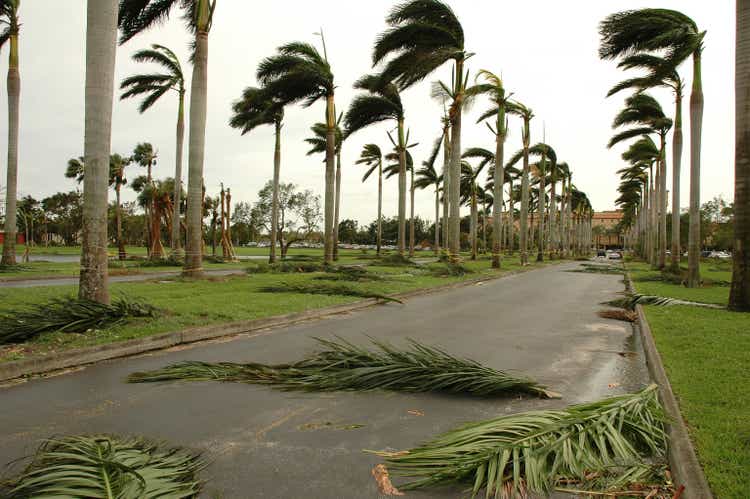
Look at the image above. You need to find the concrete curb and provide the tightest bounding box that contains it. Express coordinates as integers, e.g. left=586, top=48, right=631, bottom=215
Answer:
left=626, top=275, right=713, bottom=499
left=0, top=262, right=553, bottom=383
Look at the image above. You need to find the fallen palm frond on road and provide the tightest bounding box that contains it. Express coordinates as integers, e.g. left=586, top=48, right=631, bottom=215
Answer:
left=569, top=263, right=625, bottom=275
left=606, top=293, right=723, bottom=310
left=597, top=308, right=638, bottom=322
left=128, top=336, right=556, bottom=398
left=4, top=435, right=203, bottom=498
left=259, top=281, right=403, bottom=303
left=373, top=384, right=667, bottom=497
left=0, top=296, right=160, bottom=345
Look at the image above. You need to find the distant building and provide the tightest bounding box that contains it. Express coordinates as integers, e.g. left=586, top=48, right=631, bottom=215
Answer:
left=592, top=210, right=624, bottom=248
left=0, top=232, right=25, bottom=244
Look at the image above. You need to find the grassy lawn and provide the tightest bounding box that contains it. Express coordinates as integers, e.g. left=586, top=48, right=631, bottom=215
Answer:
left=0, top=254, right=548, bottom=364
left=627, top=259, right=749, bottom=497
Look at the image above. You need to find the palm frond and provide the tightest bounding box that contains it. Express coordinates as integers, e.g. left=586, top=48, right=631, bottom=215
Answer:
left=128, top=336, right=554, bottom=398
left=376, top=384, right=666, bottom=496
left=7, top=434, right=203, bottom=498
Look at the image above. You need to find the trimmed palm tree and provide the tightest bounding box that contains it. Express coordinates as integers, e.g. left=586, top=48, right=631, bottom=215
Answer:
left=374, top=0, right=470, bottom=262
left=414, top=141, right=442, bottom=256
left=119, top=0, right=216, bottom=276
left=355, top=144, right=384, bottom=255
left=609, top=93, right=672, bottom=269
left=730, top=1, right=749, bottom=311
left=608, top=54, right=684, bottom=271
left=120, top=44, right=186, bottom=258
left=0, top=0, right=20, bottom=265
left=78, top=1, right=118, bottom=303
left=475, top=70, right=512, bottom=268
left=258, top=40, right=336, bottom=264
left=344, top=74, right=410, bottom=256
left=600, top=8, right=705, bottom=285
left=506, top=100, right=534, bottom=265
left=460, top=159, right=487, bottom=260
left=229, top=86, right=284, bottom=263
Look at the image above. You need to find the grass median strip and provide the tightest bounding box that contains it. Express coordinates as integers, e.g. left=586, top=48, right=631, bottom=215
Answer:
left=127, top=336, right=556, bottom=398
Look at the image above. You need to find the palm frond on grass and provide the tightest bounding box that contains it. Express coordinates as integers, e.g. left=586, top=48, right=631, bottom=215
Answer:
left=598, top=309, right=638, bottom=322
left=5, top=435, right=203, bottom=498
left=375, top=254, right=417, bottom=266
left=259, top=281, right=403, bottom=303
left=605, top=293, right=723, bottom=310
left=0, top=264, right=32, bottom=273
left=245, top=261, right=326, bottom=274
left=569, top=264, right=624, bottom=275
left=0, top=297, right=160, bottom=345
left=128, top=336, right=555, bottom=398
left=374, top=384, right=666, bottom=497
left=426, top=262, right=475, bottom=277
left=313, top=266, right=391, bottom=282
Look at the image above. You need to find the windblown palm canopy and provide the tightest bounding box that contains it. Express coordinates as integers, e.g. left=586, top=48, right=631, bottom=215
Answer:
left=257, top=42, right=334, bottom=107
left=305, top=121, right=342, bottom=156
left=229, top=86, right=284, bottom=133
left=118, top=0, right=216, bottom=44
left=609, top=93, right=672, bottom=148
left=344, top=74, right=404, bottom=137
left=372, top=0, right=467, bottom=89
left=607, top=54, right=682, bottom=98
left=355, top=144, right=383, bottom=182
left=120, top=44, right=185, bottom=112
left=0, top=0, right=19, bottom=48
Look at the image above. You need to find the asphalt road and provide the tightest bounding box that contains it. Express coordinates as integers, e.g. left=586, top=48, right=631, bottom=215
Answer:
left=0, top=261, right=649, bottom=498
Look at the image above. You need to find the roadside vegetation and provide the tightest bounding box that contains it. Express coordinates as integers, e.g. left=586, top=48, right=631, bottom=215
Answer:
left=627, top=259, right=750, bottom=497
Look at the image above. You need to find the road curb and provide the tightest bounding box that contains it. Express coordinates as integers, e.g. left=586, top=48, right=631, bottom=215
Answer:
left=626, top=275, right=713, bottom=499
left=0, top=262, right=554, bottom=383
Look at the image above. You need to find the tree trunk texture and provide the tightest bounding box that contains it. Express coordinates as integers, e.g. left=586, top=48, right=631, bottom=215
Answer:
left=441, top=124, right=450, bottom=255
left=687, top=52, right=704, bottom=287
left=377, top=162, right=382, bottom=256
left=409, top=163, right=415, bottom=257
left=670, top=93, right=683, bottom=272
left=397, top=119, right=407, bottom=257
left=1, top=30, right=19, bottom=266
left=171, top=91, right=185, bottom=258
left=323, top=94, right=336, bottom=265
left=269, top=121, right=281, bottom=263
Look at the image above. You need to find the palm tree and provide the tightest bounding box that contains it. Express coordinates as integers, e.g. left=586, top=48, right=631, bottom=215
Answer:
left=730, top=0, right=749, bottom=311
left=460, top=159, right=486, bottom=260
left=608, top=54, right=683, bottom=271
left=355, top=144, right=385, bottom=255
left=120, top=44, right=186, bottom=258
left=119, top=0, right=215, bottom=276
left=475, top=69, right=511, bottom=268
left=78, top=1, right=118, bottom=303
left=414, top=140, right=442, bottom=256
left=229, top=86, right=284, bottom=263
left=609, top=93, right=672, bottom=269
left=373, top=0, right=470, bottom=262
left=0, top=0, right=20, bottom=265
left=621, top=137, right=659, bottom=261
left=344, top=74, right=409, bottom=256
left=506, top=101, right=534, bottom=265
left=132, top=142, right=162, bottom=259
left=258, top=40, right=336, bottom=264
left=600, top=8, right=705, bottom=285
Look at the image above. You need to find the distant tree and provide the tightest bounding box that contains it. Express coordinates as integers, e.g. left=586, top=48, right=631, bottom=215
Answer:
left=254, top=181, right=322, bottom=257
left=337, top=219, right=359, bottom=244
left=231, top=201, right=262, bottom=245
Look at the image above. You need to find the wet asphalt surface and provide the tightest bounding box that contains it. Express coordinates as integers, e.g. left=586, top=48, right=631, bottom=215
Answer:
left=0, top=261, right=649, bottom=498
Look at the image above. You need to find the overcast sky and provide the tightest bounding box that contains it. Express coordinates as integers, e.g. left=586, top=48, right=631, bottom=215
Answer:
left=0, top=1, right=736, bottom=226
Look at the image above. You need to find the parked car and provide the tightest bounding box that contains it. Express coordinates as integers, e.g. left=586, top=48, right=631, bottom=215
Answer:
left=708, top=251, right=731, bottom=259
left=596, top=250, right=606, bottom=257
left=607, top=251, right=622, bottom=260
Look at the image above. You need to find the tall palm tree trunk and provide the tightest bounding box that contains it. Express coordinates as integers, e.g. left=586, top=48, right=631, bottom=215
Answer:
left=730, top=0, right=750, bottom=311
left=687, top=51, right=704, bottom=287
left=269, top=120, right=281, bottom=263
left=548, top=175, right=556, bottom=259
left=409, top=163, right=415, bottom=257
left=377, top=162, right=382, bottom=256
left=183, top=23, right=209, bottom=276
left=670, top=93, right=683, bottom=271
left=492, top=128, right=505, bottom=268
left=537, top=165, right=546, bottom=262
left=1, top=26, right=19, bottom=266
left=507, top=180, right=515, bottom=255
left=441, top=124, right=450, bottom=254
left=448, top=67, right=464, bottom=263
left=658, top=136, right=668, bottom=269
left=116, top=184, right=125, bottom=260
left=470, top=190, right=477, bottom=260
left=434, top=185, right=439, bottom=256
left=519, top=123, right=530, bottom=265
left=333, top=150, right=341, bottom=261
left=397, top=119, right=407, bottom=257
left=171, top=90, right=185, bottom=258
left=323, top=95, right=336, bottom=265
left=79, top=0, right=117, bottom=303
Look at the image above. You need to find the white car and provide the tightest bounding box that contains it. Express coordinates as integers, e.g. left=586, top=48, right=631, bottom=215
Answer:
left=607, top=251, right=622, bottom=260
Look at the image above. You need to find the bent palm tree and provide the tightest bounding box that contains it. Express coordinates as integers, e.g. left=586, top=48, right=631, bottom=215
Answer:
left=355, top=144, right=384, bottom=255
left=731, top=1, right=750, bottom=311
left=79, top=0, right=118, bottom=303
left=374, top=0, right=471, bottom=262
left=0, top=0, right=20, bottom=265
left=229, top=86, right=284, bottom=263
left=608, top=54, right=684, bottom=271
left=344, top=74, right=409, bottom=256
left=414, top=141, right=442, bottom=256
left=258, top=40, right=336, bottom=264
left=120, top=44, right=186, bottom=258
left=600, top=8, right=705, bottom=286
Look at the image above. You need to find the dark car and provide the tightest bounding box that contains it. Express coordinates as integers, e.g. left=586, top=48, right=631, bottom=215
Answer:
left=597, top=250, right=606, bottom=257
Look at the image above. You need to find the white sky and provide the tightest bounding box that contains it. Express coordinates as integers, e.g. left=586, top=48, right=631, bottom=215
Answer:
left=0, top=1, right=736, bottom=225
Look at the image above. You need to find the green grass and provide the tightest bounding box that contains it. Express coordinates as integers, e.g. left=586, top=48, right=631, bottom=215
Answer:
left=0, top=254, right=549, bottom=364
left=628, top=260, right=750, bottom=497
left=626, top=261, right=729, bottom=305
